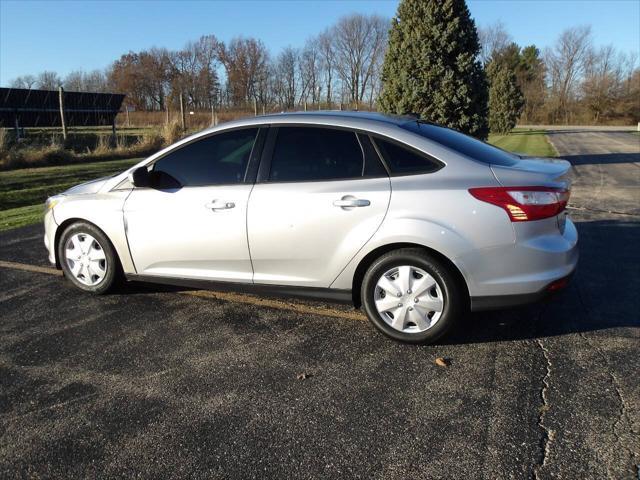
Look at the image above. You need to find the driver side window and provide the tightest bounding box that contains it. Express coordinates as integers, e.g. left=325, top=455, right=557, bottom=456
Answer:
left=151, top=128, right=259, bottom=188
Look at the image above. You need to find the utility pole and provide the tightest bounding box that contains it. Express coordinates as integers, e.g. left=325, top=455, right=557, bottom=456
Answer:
left=58, top=87, right=67, bottom=141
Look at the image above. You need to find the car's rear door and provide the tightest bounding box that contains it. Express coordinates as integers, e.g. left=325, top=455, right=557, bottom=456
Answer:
left=123, top=127, right=264, bottom=282
left=247, top=125, right=391, bottom=287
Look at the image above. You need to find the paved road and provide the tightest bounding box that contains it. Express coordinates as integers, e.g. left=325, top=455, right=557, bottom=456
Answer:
left=0, top=131, right=638, bottom=479
left=549, top=130, right=640, bottom=215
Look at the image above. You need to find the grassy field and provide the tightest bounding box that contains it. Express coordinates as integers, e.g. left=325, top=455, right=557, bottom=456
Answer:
left=488, top=129, right=556, bottom=157
left=0, top=129, right=556, bottom=232
left=0, top=158, right=140, bottom=230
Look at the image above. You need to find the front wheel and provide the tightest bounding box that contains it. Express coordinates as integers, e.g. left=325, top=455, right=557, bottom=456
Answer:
left=58, top=222, right=119, bottom=294
left=361, top=248, right=466, bottom=344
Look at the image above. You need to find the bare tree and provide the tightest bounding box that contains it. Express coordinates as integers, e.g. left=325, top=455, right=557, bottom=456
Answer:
left=332, top=14, right=388, bottom=109
left=581, top=45, right=620, bottom=122
left=219, top=37, right=270, bottom=107
left=545, top=26, right=593, bottom=123
left=36, top=71, right=62, bottom=90
left=272, top=47, right=298, bottom=108
left=318, top=30, right=336, bottom=107
left=84, top=70, right=109, bottom=93
left=64, top=71, right=85, bottom=91
left=9, top=74, right=37, bottom=89
left=478, top=21, right=512, bottom=65
left=299, top=40, right=322, bottom=105
left=195, top=35, right=221, bottom=109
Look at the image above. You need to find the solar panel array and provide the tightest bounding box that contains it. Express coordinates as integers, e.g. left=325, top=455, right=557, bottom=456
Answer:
left=0, top=87, right=125, bottom=128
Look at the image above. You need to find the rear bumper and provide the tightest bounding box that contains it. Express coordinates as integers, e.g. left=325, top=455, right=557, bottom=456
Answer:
left=459, top=217, right=579, bottom=303
left=470, top=272, right=574, bottom=311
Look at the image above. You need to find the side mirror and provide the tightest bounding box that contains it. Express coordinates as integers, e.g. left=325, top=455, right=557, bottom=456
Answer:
left=129, top=166, right=151, bottom=188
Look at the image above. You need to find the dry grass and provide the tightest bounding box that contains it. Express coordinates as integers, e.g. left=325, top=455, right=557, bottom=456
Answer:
left=0, top=129, right=165, bottom=171
left=116, top=108, right=258, bottom=129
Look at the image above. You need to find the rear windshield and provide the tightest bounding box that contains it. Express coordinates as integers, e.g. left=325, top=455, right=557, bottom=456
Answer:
left=401, top=122, right=520, bottom=166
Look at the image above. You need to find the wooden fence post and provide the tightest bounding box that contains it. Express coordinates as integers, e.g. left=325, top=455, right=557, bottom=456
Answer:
left=179, top=92, right=186, bottom=131
left=13, top=117, right=21, bottom=140
left=58, top=87, right=67, bottom=141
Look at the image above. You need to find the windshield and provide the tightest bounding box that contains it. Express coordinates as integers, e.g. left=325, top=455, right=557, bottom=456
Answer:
left=401, top=122, right=520, bottom=166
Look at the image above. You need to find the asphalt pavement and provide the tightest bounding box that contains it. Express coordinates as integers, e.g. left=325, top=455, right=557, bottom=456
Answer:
left=0, top=130, right=638, bottom=479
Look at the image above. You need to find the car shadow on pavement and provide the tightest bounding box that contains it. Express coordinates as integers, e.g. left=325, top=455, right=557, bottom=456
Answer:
left=446, top=218, right=640, bottom=345
left=556, top=153, right=640, bottom=166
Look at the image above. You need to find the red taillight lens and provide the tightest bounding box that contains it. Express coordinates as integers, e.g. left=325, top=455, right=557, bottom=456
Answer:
left=469, top=186, right=570, bottom=222
left=546, top=276, right=570, bottom=292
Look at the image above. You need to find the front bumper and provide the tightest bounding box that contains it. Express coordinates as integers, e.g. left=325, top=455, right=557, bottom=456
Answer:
left=44, top=208, right=58, bottom=265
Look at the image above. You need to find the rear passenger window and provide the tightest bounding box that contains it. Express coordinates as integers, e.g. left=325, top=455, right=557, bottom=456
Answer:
left=269, top=127, right=364, bottom=182
left=373, top=138, right=442, bottom=175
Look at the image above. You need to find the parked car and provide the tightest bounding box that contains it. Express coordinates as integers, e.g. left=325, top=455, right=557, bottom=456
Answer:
left=44, top=112, right=578, bottom=343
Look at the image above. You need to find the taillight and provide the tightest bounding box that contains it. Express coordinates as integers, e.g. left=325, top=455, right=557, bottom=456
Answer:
left=468, top=186, right=570, bottom=222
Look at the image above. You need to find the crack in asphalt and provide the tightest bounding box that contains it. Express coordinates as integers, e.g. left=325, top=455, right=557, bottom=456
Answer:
left=533, top=335, right=553, bottom=480
left=566, top=205, right=640, bottom=218
left=574, top=279, right=638, bottom=479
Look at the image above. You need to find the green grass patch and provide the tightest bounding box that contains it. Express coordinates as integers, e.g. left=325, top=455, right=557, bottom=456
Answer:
left=0, top=204, right=44, bottom=231
left=488, top=129, right=556, bottom=157
left=0, top=158, right=140, bottom=231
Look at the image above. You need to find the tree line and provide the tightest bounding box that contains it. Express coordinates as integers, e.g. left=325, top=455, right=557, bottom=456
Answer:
left=8, top=2, right=639, bottom=131
left=480, top=22, right=638, bottom=130
left=9, top=13, right=388, bottom=114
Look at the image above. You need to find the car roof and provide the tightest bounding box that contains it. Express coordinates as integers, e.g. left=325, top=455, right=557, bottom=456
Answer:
left=202, top=110, right=418, bottom=133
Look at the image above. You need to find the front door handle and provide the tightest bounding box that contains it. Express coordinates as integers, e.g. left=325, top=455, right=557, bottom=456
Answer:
left=333, top=196, right=371, bottom=208
left=205, top=200, right=236, bottom=210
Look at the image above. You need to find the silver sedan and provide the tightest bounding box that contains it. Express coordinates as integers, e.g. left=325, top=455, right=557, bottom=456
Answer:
left=44, top=112, right=578, bottom=343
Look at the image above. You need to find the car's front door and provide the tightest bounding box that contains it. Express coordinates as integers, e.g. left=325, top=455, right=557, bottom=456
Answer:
left=247, top=126, right=391, bottom=288
left=123, top=127, right=263, bottom=282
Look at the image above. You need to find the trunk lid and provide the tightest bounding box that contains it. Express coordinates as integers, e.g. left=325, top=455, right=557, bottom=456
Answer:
left=490, top=157, right=572, bottom=189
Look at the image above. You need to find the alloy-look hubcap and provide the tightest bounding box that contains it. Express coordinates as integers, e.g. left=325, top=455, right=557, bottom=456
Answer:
left=374, top=265, right=444, bottom=333
left=64, top=233, right=107, bottom=286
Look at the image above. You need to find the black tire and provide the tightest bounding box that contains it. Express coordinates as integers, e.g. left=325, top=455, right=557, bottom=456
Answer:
left=361, top=248, right=466, bottom=344
left=57, top=221, right=120, bottom=294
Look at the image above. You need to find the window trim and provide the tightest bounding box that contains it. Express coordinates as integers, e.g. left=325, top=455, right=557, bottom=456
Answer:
left=256, top=124, right=389, bottom=184
left=369, top=134, right=445, bottom=177
left=137, top=125, right=267, bottom=189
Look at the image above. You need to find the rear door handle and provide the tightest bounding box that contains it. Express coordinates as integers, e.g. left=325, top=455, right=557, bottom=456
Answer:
left=205, top=200, right=235, bottom=210
left=333, top=197, right=370, bottom=208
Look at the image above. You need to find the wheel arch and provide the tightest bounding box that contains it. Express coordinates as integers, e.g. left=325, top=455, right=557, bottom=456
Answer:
left=351, top=242, right=470, bottom=309
left=54, top=218, right=123, bottom=273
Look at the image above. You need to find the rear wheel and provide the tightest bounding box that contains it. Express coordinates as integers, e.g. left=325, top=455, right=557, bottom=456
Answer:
left=361, top=248, right=465, bottom=344
left=58, top=222, right=119, bottom=294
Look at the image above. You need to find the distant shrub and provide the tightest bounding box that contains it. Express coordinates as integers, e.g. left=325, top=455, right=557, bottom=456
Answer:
left=161, top=121, right=184, bottom=145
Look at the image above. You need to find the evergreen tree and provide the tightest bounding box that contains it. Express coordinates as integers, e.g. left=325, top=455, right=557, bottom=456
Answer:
left=378, top=0, right=489, bottom=139
left=488, top=66, right=524, bottom=134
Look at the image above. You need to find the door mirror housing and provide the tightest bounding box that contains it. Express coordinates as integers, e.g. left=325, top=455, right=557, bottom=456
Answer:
left=129, top=166, right=151, bottom=188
